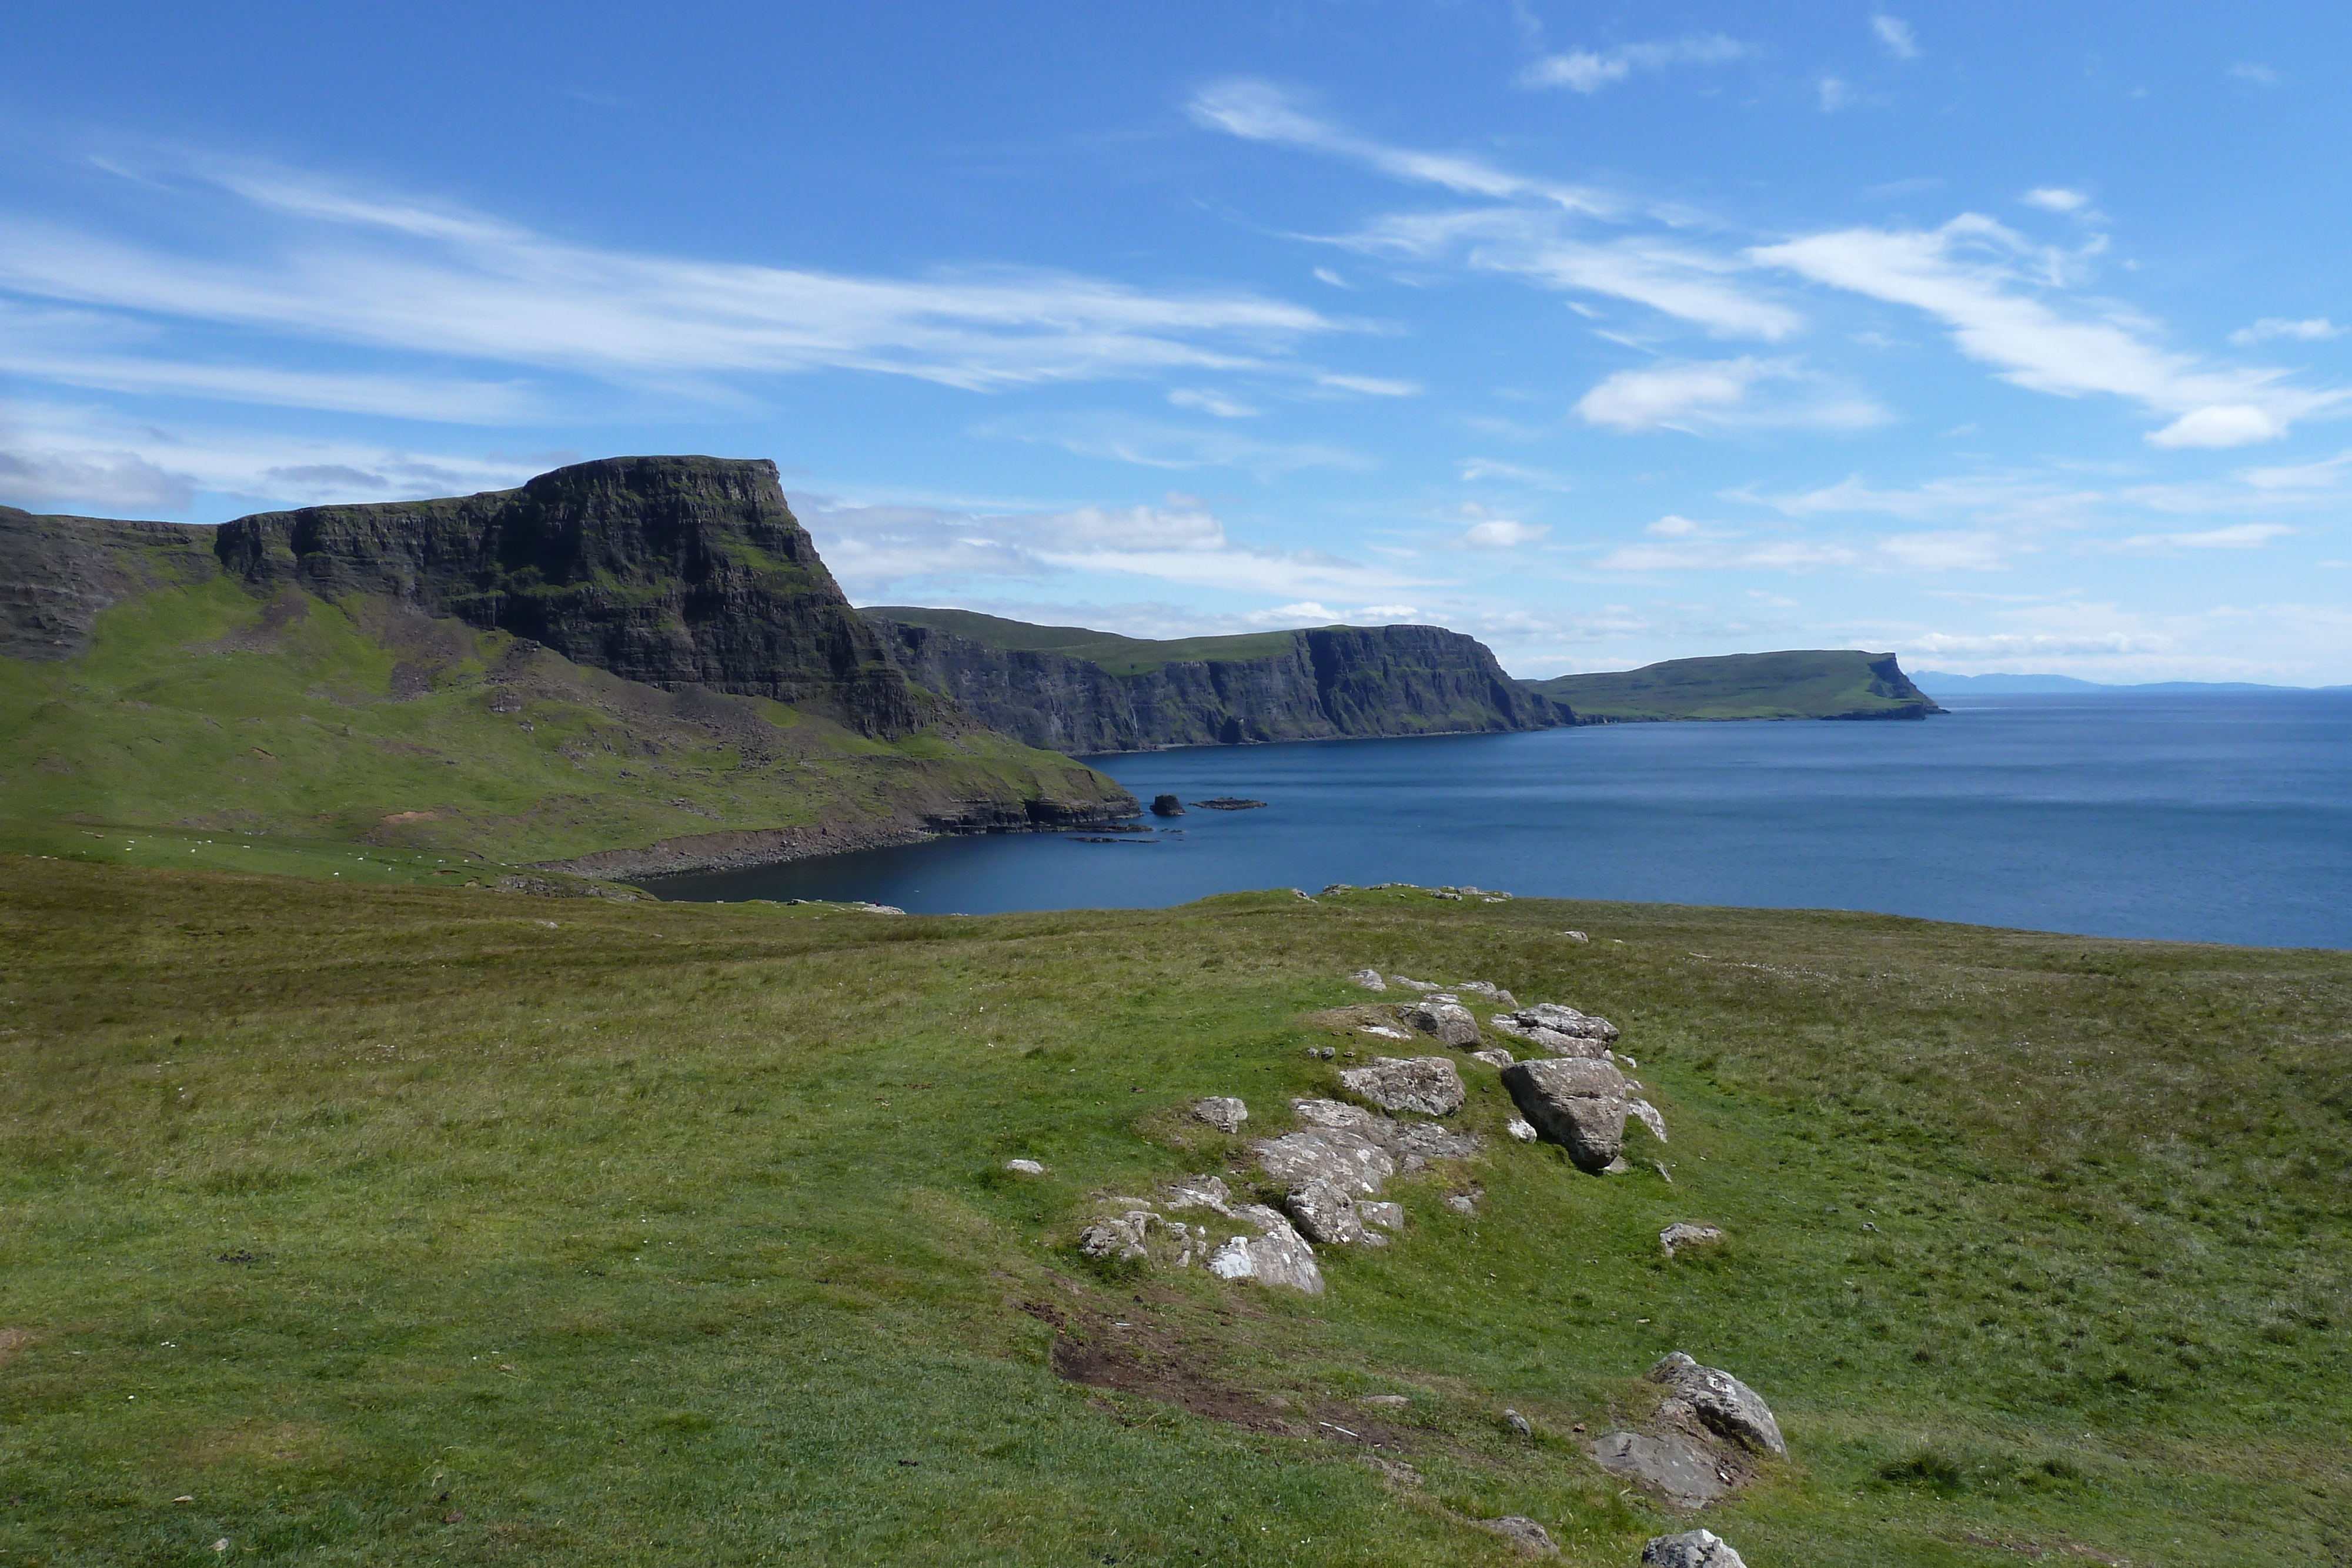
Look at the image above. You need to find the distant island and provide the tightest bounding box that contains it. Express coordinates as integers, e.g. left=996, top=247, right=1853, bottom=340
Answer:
left=1913, top=671, right=2343, bottom=694
left=1519, top=650, right=1942, bottom=722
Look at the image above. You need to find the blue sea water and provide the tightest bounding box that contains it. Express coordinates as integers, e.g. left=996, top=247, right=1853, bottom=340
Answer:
left=643, top=694, right=2352, bottom=950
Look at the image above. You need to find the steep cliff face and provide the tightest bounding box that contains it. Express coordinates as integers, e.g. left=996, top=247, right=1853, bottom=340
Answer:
left=0, top=506, right=215, bottom=661
left=215, top=456, right=931, bottom=738
left=868, top=611, right=1567, bottom=753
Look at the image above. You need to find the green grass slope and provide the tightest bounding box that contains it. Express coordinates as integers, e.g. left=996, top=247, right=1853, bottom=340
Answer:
left=2, top=858, right=2344, bottom=1565
left=862, top=606, right=1306, bottom=676
left=0, top=576, right=1132, bottom=884
left=1524, top=651, right=1943, bottom=722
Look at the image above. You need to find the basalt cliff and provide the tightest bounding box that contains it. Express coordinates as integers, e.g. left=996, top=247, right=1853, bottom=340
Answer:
left=0, top=458, right=1136, bottom=882
left=864, top=607, right=1568, bottom=754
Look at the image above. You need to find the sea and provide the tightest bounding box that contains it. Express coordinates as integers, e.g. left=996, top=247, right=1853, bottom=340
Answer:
left=642, top=693, right=2352, bottom=950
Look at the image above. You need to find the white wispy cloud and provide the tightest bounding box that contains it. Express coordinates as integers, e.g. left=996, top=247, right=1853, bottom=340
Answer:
left=1575, top=357, right=1886, bottom=433
left=2114, top=523, right=2294, bottom=551
left=2229, top=62, right=2281, bottom=86
left=0, top=153, right=1347, bottom=407
left=1751, top=215, right=2343, bottom=446
left=799, top=491, right=1419, bottom=602
left=2021, top=188, right=2091, bottom=213
left=1332, top=208, right=1801, bottom=340
left=1454, top=503, right=1549, bottom=549
left=1187, top=79, right=1613, bottom=215
left=1519, top=35, right=1750, bottom=94
left=1871, top=16, right=1922, bottom=61
left=2230, top=316, right=2340, bottom=345
left=1167, top=389, right=1258, bottom=418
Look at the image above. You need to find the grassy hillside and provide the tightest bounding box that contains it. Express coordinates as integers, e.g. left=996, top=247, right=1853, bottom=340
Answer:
left=0, top=573, right=1132, bottom=883
left=863, top=607, right=1307, bottom=677
left=3, top=857, right=2344, bottom=1565
left=1524, top=651, right=1942, bottom=722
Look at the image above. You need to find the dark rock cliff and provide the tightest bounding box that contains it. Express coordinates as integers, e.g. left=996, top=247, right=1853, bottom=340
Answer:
left=0, top=506, right=216, bottom=661
left=215, top=456, right=935, bottom=737
left=868, top=616, right=1568, bottom=753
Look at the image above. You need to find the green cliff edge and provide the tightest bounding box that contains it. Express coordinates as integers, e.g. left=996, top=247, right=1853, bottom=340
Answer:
left=1523, top=650, right=1943, bottom=722
left=0, top=460, right=1137, bottom=885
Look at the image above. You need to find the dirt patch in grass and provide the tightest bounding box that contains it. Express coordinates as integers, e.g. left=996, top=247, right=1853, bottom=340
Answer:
left=1027, top=1296, right=1416, bottom=1454
left=0, top=1328, right=29, bottom=1365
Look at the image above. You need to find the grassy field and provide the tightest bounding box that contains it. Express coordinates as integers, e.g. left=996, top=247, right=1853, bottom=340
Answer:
left=0, top=576, right=1126, bottom=874
left=1523, top=652, right=1940, bottom=722
left=2, top=859, right=2347, bottom=1565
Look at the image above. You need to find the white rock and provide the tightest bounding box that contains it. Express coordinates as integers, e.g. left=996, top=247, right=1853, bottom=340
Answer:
left=1359, top=1201, right=1404, bottom=1231
left=1389, top=975, right=1441, bottom=992
left=1347, top=968, right=1388, bottom=991
left=1194, top=1096, right=1248, bottom=1134
left=1004, top=1158, right=1046, bottom=1176
left=1561, top=930, right=1590, bottom=943
left=1162, top=1175, right=1235, bottom=1216
left=1628, top=1098, right=1670, bottom=1144
left=1339, top=1055, right=1467, bottom=1116
left=1506, top=1117, right=1539, bottom=1143
left=1471, top=1048, right=1517, bottom=1069
left=1660, top=1222, right=1724, bottom=1259
left=1207, top=1205, right=1324, bottom=1293
left=1642, top=1529, right=1746, bottom=1567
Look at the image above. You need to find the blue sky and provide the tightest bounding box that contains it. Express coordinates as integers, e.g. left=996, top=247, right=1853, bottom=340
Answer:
left=4, top=2, right=2349, bottom=681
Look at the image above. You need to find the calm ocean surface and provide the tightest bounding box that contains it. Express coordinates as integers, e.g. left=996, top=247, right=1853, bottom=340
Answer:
left=644, top=693, right=2352, bottom=949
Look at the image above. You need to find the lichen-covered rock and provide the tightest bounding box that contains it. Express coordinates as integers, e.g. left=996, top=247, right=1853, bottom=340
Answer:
left=1390, top=975, right=1441, bottom=992
left=1641, top=1529, right=1746, bottom=1567
left=1506, top=1116, right=1538, bottom=1142
left=1162, top=1175, right=1235, bottom=1216
left=1659, top=1222, right=1724, bottom=1258
left=1348, top=968, right=1387, bottom=991
left=1389, top=1121, right=1482, bottom=1163
left=1078, top=1209, right=1157, bottom=1261
left=1628, top=1098, right=1669, bottom=1143
left=1596, top=1430, right=1731, bottom=1510
left=1206, top=1204, right=1324, bottom=1293
left=1500, top=1058, right=1631, bottom=1173
left=1254, top=1128, right=1396, bottom=1196
left=1360, top=1201, right=1404, bottom=1231
left=1194, top=1096, right=1248, bottom=1133
left=1478, top=1514, right=1556, bottom=1554
left=1514, top=1003, right=1619, bottom=1043
left=1284, top=1178, right=1365, bottom=1245
left=1491, top=1015, right=1610, bottom=1058
left=1647, top=1353, right=1785, bottom=1456
left=1454, top=980, right=1521, bottom=1008
left=1401, top=1000, right=1481, bottom=1048
left=1471, top=1047, right=1516, bottom=1068
left=1339, top=1055, right=1466, bottom=1116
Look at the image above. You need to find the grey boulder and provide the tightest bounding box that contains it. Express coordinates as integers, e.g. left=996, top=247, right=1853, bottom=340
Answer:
left=1194, top=1096, right=1249, bottom=1133
left=1478, top=1515, right=1556, bottom=1555
left=1515, top=1003, right=1619, bottom=1043
left=1254, top=1128, right=1396, bottom=1197
left=1594, top=1430, right=1732, bottom=1510
left=1642, top=1529, right=1746, bottom=1567
left=1284, top=1178, right=1365, bottom=1245
left=1206, top=1204, right=1324, bottom=1294
left=1339, top=1055, right=1466, bottom=1117
left=1348, top=967, right=1387, bottom=991
left=1659, top=1222, right=1725, bottom=1258
left=1500, top=1058, right=1632, bottom=1173
left=1401, top=999, right=1481, bottom=1047
left=1648, top=1353, right=1785, bottom=1456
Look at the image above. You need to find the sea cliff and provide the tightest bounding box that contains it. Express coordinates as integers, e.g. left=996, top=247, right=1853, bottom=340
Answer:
left=865, top=608, right=1567, bottom=753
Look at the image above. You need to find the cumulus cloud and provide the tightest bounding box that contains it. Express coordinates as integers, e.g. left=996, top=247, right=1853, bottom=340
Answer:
left=1520, top=35, right=1750, bottom=93
left=2230, top=316, right=2340, bottom=345
left=1751, top=215, right=2341, bottom=444
left=1871, top=16, right=1921, bottom=61
left=1462, top=517, right=1549, bottom=549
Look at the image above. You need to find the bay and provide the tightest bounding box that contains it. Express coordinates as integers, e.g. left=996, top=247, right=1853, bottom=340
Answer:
left=642, top=693, right=2352, bottom=949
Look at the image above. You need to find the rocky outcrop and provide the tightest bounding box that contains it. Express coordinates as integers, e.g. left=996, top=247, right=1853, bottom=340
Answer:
left=1648, top=1353, right=1786, bottom=1456
left=1643, top=1530, right=1747, bottom=1567
left=867, top=612, right=1569, bottom=753
left=1597, top=1431, right=1732, bottom=1511
left=1339, top=1056, right=1466, bottom=1116
left=217, top=457, right=939, bottom=738
left=1660, top=1222, right=1725, bottom=1259
left=1501, top=1058, right=1634, bottom=1172
left=1194, top=1096, right=1248, bottom=1133
left=1402, top=998, right=1482, bottom=1048
left=0, top=507, right=218, bottom=661
left=1206, top=1205, right=1324, bottom=1293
